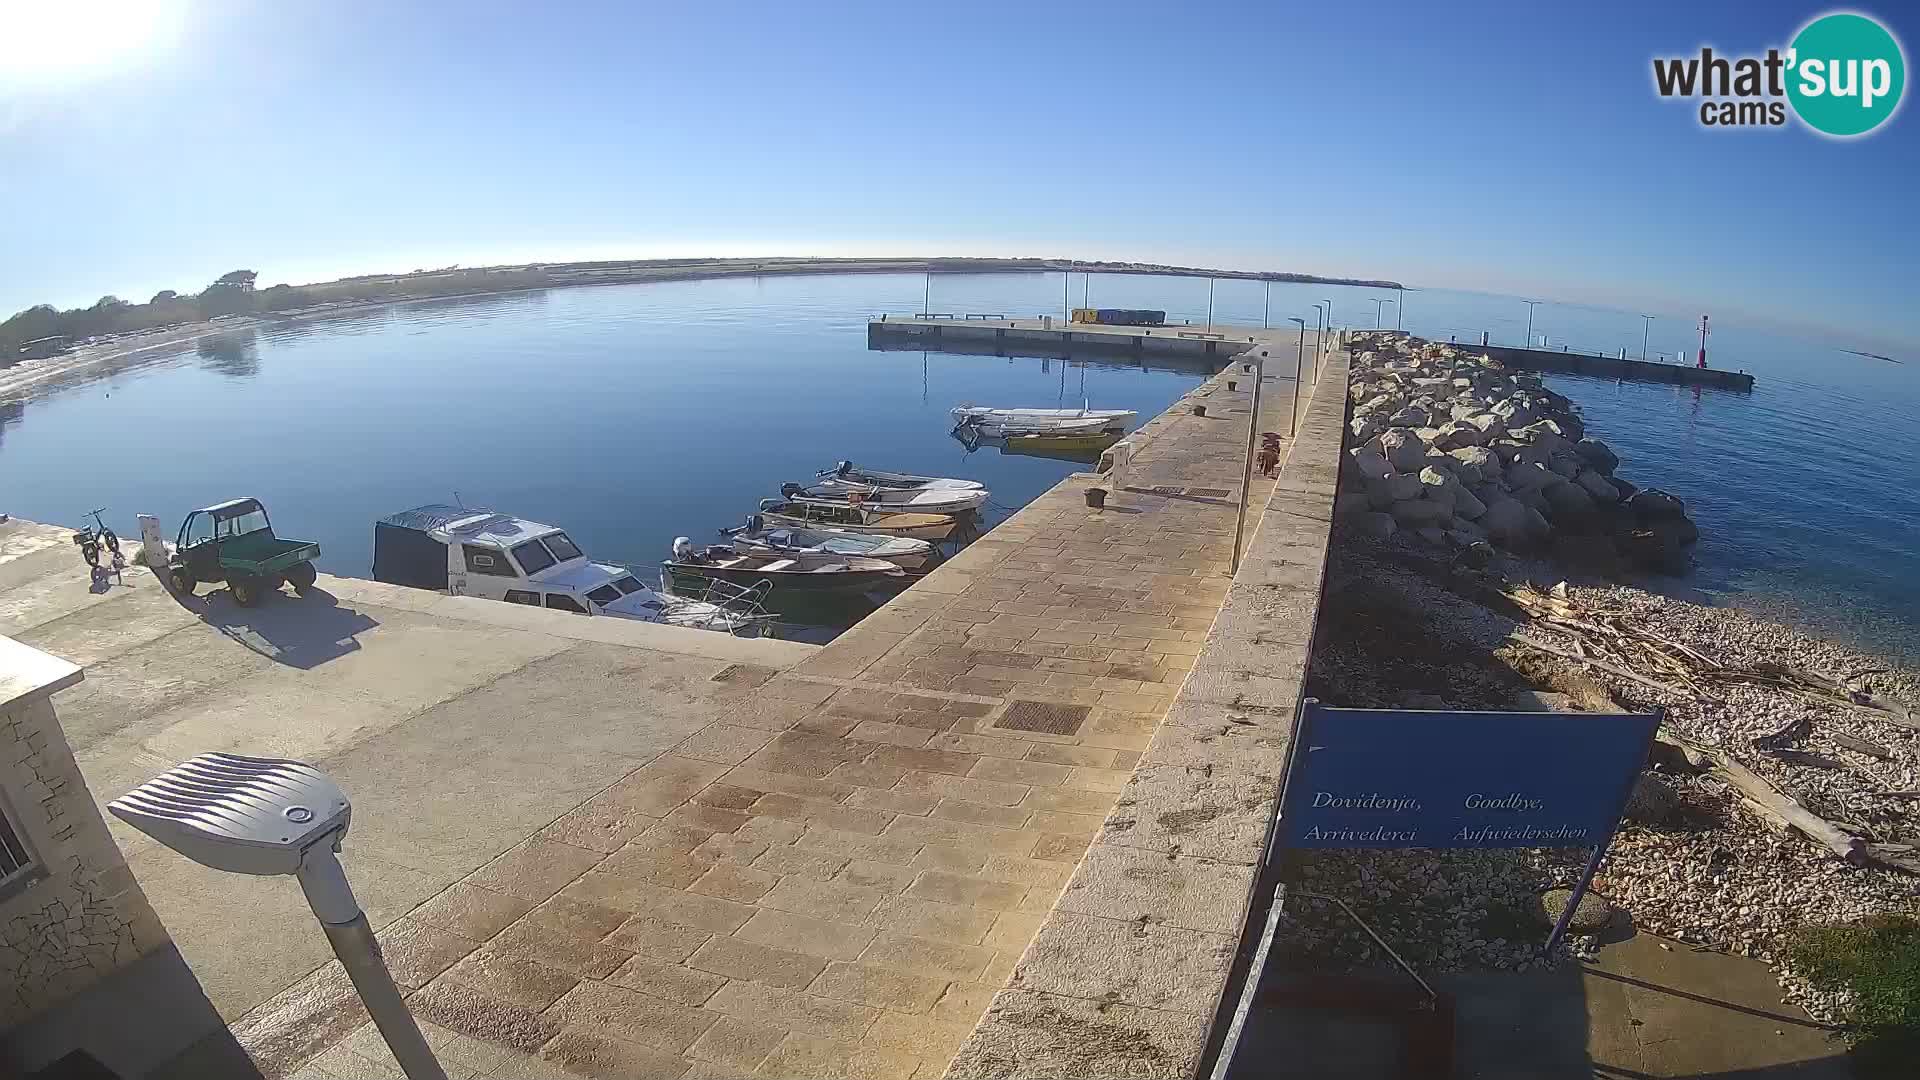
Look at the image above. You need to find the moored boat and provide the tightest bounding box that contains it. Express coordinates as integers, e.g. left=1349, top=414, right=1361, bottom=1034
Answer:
left=950, top=404, right=1137, bottom=436
left=371, top=504, right=773, bottom=634
left=755, top=497, right=958, bottom=540
left=721, top=515, right=935, bottom=570
left=784, top=481, right=987, bottom=515
left=666, top=538, right=905, bottom=592
left=815, top=461, right=984, bottom=492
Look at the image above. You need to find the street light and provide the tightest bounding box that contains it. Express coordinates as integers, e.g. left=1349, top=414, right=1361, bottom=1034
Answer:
left=1522, top=300, right=1542, bottom=347
left=1640, top=314, right=1655, bottom=361
left=1379, top=298, right=1396, bottom=329
left=1323, top=299, right=1334, bottom=332
left=1369, top=298, right=1387, bottom=328
left=1207, top=277, right=1216, bottom=332
left=1397, top=285, right=1404, bottom=330
left=1287, top=317, right=1306, bottom=437
left=1262, top=280, right=1271, bottom=329
left=1311, top=302, right=1327, bottom=343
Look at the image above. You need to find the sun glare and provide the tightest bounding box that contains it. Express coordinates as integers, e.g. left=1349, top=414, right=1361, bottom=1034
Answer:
left=1, top=0, right=185, bottom=86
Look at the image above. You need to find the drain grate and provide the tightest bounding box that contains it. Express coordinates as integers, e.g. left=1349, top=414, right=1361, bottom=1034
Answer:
left=1124, top=485, right=1186, bottom=498
left=1184, top=487, right=1233, bottom=499
left=709, top=664, right=777, bottom=687
left=995, top=699, right=1091, bottom=736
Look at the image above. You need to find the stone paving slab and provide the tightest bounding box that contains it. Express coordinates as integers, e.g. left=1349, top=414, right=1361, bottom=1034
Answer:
left=258, top=340, right=1317, bottom=1079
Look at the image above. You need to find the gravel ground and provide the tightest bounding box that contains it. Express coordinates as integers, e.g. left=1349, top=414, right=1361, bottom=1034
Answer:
left=1295, top=535, right=1920, bottom=1025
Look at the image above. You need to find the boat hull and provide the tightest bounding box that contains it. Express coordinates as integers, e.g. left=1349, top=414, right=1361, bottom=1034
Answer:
left=665, top=563, right=903, bottom=593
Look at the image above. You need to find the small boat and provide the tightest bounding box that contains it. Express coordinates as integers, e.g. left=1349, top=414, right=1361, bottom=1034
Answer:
left=784, top=480, right=988, bottom=515
left=755, top=498, right=958, bottom=540
left=815, top=461, right=984, bottom=492
left=951, top=404, right=1137, bottom=436
left=667, top=538, right=905, bottom=592
left=1002, top=431, right=1123, bottom=463
left=721, top=515, right=935, bottom=570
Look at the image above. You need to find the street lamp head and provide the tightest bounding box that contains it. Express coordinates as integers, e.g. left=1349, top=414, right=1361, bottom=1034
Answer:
left=1287, top=317, right=1305, bottom=327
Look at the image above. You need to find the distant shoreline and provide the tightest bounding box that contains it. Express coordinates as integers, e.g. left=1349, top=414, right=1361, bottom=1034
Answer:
left=1, top=256, right=1402, bottom=402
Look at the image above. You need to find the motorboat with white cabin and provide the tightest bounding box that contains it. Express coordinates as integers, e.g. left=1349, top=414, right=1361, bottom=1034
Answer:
left=753, top=497, right=959, bottom=540
left=371, top=504, right=773, bottom=635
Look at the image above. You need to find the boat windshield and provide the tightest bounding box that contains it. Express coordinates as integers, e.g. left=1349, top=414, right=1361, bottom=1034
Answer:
left=543, top=532, right=583, bottom=561
left=612, top=575, right=644, bottom=595
left=587, top=584, right=621, bottom=605
left=512, top=539, right=557, bottom=575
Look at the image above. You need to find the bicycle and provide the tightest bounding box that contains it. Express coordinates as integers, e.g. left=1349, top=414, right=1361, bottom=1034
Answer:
left=72, top=507, right=122, bottom=570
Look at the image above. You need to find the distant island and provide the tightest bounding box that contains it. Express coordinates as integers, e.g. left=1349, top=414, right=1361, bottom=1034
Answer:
left=3, top=257, right=1402, bottom=365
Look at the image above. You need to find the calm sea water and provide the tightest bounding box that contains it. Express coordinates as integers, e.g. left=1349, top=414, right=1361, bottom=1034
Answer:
left=2, top=273, right=1915, bottom=660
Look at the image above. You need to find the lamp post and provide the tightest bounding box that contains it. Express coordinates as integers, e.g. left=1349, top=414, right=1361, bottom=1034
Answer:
left=1262, top=280, right=1271, bottom=329
left=1312, top=302, right=1327, bottom=342
left=1523, top=300, right=1542, bottom=347
left=1287, top=317, right=1306, bottom=437
left=1207, top=277, right=1216, bottom=332
left=1231, top=343, right=1268, bottom=576
left=1379, top=298, right=1396, bottom=329
left=1369, top=299, right=1386, bottom=329
left=1062, top=267, right=1070, bottom=322
left=1397, top=285, right=1404, bottom=330
left=923, top=271, right=930, bottom=316
left=1640, top=314, right=1655, bottom=361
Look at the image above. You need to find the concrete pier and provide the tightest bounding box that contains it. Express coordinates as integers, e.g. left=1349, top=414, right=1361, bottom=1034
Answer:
left=3, top=324, right=1350, bottom=1080
left=1412, top=337, right=1755, bottom=391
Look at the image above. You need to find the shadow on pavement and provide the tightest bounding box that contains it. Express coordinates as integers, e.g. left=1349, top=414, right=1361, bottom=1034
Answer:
left=175, top=584, right=379, bottom=670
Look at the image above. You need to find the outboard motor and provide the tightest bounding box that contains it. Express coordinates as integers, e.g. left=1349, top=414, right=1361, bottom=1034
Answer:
left=836, top=461, right=853, bottom=478
left=781, top=483, right=804, bottom=498
left=758, top=498, right=780, bottom=511
left=672, top=536, right=696, bottom=562
left=749, top=514, right=765, bottom=532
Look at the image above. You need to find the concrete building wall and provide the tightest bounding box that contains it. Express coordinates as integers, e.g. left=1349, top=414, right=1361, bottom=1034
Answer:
left=0, top=637, right=169, bottom=1032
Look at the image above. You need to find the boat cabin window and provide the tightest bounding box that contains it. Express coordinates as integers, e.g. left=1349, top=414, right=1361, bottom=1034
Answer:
left=464, top=544, right=518, bottom=577
left=545, top=593, right=586, bottom=613
left=512, top=539, right=558, bottom=575
left=611, top=576, right=644, bottom=595
left=504, top=589, right=539, bottom=605
left=587, top=584, right=621, bottom=605
left=542, top=532, right=583, bottom=562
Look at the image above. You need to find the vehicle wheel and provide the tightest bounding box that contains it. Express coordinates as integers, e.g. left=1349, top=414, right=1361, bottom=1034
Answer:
left=231, top=576, right=262, bottom=607
left=79, top=539, right=101, bottom=567
left=171, top=568, right=196, bottom=596
left=287, top=561, right=318, bottom=595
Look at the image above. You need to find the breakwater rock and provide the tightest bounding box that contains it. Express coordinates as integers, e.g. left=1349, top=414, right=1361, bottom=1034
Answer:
left=1333, top=334, right=1700, bottom=574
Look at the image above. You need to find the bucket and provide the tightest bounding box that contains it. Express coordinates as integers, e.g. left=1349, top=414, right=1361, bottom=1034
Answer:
left=1193, top=403, right=1207, bottom=417
left=1226, top=380, right=1237, bottom=391
left=1085, top=488, right=1108, bottom=509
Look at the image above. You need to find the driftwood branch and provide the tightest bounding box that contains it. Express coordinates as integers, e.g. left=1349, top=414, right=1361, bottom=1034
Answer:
left=1657, top=729, right=1868, bottom=866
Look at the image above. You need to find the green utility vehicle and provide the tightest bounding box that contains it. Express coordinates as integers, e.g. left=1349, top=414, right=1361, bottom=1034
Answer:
left=169, top=498, right=321, bottom=606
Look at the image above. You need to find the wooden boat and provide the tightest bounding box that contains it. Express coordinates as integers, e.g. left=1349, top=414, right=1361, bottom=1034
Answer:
left=784, top=480, right=988, bottom=515
left=666, top=538, right=905, bottom=592
left=1001, top=431, right=1123, bottom=463
left=721, top=516, right=934, bottom=570
left=816, top=461, right=983, bottom=492
left=950, top=405, right=1137, bottom=436
left=755, top=498, right=958, bottom=540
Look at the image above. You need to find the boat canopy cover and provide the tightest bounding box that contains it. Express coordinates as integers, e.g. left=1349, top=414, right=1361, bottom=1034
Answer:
left=373, top=503, right=483, bottom=592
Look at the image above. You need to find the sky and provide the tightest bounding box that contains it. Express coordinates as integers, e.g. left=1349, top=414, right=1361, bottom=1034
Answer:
left=1, top=0, right=1915, bottom=351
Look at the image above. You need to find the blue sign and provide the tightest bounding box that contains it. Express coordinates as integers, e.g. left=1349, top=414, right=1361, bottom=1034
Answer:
left=1280, top=704, right=1660, bottom=849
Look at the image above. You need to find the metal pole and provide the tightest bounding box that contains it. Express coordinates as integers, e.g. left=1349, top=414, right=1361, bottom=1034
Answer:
left=923, top=272, right=930, bottom=315
left=1207, top=277, right=1216, bottom=332
left=1544, top=835, right=1614, bottom=956
left=1230, top=350, right=1266, bottom=576
left=1641, top=315, right=1654, bottom=361
left=1324, top=299, right=1333, bottom=330
left=1083, top=273, right=1090, bottom=309
left=1290, top=320, right=1305, bottom=436
left=300, top=854, right=448, bottom=1080
left=1062, top=268, right=1069, bottom=321
left=1523, top=300, right=1541, bottom=347
left=1396, top=285, right=1404, bottom=330
left=1262, top=280, right=1270, bottom=329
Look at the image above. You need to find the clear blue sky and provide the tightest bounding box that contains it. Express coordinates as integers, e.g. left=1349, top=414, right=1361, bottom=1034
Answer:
left=2, top=0, right=1913, bottom=350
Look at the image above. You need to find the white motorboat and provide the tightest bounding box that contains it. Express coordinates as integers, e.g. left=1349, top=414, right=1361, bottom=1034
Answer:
left=721, top=515, right=934, bottom=570
left=667, top=538, right=905, bottom=592
left=372, top=504, right=774, bottom=635
left=815, top=460, right=984, bottom=492
left=755, top=497, right=959, bottom=540
left=950, top=404, right=1138, bottom=436
left=782, top=481, right=988, bottom=516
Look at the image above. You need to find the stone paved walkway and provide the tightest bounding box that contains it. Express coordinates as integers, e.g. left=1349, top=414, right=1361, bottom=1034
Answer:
left=265, top=348, right=1307, bottom=1080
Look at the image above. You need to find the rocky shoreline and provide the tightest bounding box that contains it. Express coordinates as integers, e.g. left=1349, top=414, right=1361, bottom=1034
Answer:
left=1335, top=332, right=1702, bottom=575
left=1296, top=333, right=1919, bottom=1028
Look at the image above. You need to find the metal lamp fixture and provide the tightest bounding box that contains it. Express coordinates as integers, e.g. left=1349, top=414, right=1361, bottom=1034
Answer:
left=109, top=753, right=448, bottom=1080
